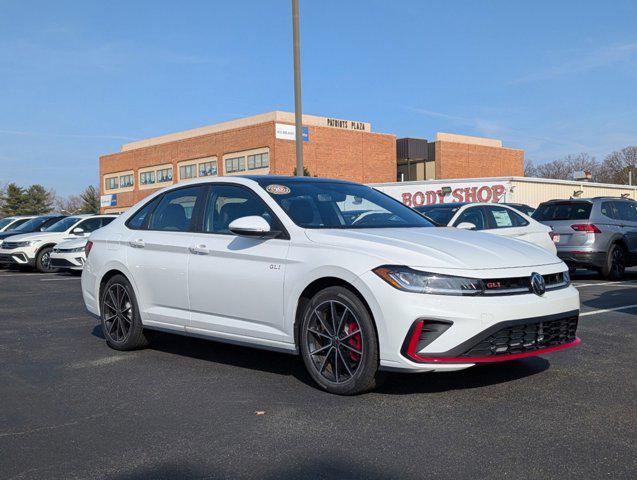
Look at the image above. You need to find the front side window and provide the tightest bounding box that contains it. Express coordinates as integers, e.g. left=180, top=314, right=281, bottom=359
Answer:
left=455, top=207, right=487, bottom=230
left=76, top=218, right=103, bottom=233
left=140, top=171, right=155, bottom=185
left=225, top=156, right=246, bottom=174
left=179, top=164, right=197, bottom=180
left=148, top=186, right=204, bottom=232
left=615, top=201, right=637, bottom=222
left=199, top=161, right=218, bottom=177
left=415, top=205, right=462, bottom=225
left=484, top=206, right=528, bottom=229
left=127, top=198, right=160, bottom=230
left=157, top=168, right=173, bottom=183
left=6, top=218, right=29, bottom=230
left=105, top=177, right=119, bottom=190
left=13, top=217, right=51, bottom=232
left=258, top=180, right=433, bottom=229
left=203, top=184, right=278, bottom=234
left=44, top=216, right=83, bottom=232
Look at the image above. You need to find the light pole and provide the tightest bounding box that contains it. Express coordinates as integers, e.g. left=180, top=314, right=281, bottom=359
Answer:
left=292, top=0, right=304, bottom=176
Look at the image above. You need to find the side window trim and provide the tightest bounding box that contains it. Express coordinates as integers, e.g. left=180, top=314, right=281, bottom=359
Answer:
left=200, top=182, right=290, bottom=240
left=125, top=195, right=163, bottom=231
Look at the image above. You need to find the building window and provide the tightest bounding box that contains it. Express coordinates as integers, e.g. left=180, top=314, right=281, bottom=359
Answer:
left=225, top=156, right=246, bottom=174
left=105, top=177, right=119, bottom=190
left=157, top=167, right=173, bottom=183
left=179, top=164, right=197, bottom=180
left=120, top=174, right=134, bottom=188
left=140, top=171, right=155, bottom=185
left=199, top=160, right=218, bottom=177
left=248, top=152, right=269, bottom=170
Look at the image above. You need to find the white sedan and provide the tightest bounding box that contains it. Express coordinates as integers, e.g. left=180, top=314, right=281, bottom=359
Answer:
left=82, top=176, right=579, bottom=395
left=415, top=202, right=557, bottom=254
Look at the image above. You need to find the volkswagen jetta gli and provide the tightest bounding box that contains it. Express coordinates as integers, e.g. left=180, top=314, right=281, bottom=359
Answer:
left=82, top=176, right=580, bottom=395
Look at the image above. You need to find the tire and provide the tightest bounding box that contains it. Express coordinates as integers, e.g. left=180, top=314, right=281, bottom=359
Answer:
left=601, top=243, right=626, bottom=280
left=35, top=247, right=58, bottom=273
left=299, top=286, right=381, bottom=395
left=100, top=274, right=151, bottom=351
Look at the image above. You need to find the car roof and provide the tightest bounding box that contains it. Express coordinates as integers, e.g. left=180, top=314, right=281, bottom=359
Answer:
left=417, top=202, right=469, bottom=209
left=243, top=175, right=356, bottom=184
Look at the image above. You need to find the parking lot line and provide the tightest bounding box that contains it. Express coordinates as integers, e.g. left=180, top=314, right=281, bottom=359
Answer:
left=580, top=304, right=637, bottom=316
left=40, top=277, right=81, bottom=282
left=0, top=272, right=57, bottom=277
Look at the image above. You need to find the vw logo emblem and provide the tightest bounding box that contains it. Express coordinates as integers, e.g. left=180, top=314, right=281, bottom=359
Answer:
left=530, top=272, right=546, bottom=296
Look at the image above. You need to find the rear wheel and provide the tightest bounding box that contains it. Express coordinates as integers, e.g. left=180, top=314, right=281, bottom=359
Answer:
left=601, top=243, right=626, bottom=280
left=35, top=247, right=58, bottom=273
left=100, top=274, right=151, bottom=350
left=299, top=286, right=381, bottom=395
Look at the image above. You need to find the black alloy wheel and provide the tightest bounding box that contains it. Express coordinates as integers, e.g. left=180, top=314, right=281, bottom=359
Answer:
left=300, top=286, right=381, bottom=395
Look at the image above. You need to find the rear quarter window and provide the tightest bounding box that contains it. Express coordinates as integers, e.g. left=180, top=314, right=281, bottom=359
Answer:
left=532, top=203, right=592, bottom=221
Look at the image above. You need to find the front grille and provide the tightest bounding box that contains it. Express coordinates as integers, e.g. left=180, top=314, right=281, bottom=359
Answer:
left=483, top=272, right=569, bottom=295
left=1, top=242, right=20, bottom=250
left=461, top=315, right=578, bottom=357
left=0, top=254, right=13, bottom=263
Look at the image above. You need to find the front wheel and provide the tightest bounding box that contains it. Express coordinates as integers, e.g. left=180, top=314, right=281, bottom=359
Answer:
left=100, top=274, right=151, bottom=350
left=35, top=247, right=58, bottom=273
left=299, top=286, right=381, bottom=395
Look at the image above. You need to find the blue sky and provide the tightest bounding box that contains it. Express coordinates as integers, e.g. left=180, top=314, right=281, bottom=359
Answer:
left=1, top=0, right=636, bottom=196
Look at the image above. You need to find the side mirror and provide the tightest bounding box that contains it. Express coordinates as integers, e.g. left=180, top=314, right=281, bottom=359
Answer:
left=456, top=222, right=477, bottom=230
left=72, top=227, right=85, bottom=235
left=229, top=216, right=278, bottom=238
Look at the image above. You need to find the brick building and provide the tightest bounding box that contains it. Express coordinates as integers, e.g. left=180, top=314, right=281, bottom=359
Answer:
left=396, top=133, right=524, bottom=182
left=99, top=111, right=396, bottom=213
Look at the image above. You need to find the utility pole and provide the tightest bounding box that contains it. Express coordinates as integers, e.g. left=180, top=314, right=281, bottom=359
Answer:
left=292, top=0, right=304, bottom=176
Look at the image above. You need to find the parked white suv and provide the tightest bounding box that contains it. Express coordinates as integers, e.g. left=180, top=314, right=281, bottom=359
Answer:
left=0, top=214, right=116, bottom=272
left=0, top=215, right=36, bottom=232
left=82, top=176, right=579, bottom=395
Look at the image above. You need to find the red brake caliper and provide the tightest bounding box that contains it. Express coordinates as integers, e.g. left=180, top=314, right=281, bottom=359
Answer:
left=347, top=322, right=362, bottom=362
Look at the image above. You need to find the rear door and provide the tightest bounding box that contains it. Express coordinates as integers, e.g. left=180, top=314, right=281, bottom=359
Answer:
left=125, top=185, right=207, bottom=330
left=615, top=201, right=637, bottom=261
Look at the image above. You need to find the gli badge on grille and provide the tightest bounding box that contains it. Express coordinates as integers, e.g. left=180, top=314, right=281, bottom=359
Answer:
left=530, top=272, right=546, bottom=296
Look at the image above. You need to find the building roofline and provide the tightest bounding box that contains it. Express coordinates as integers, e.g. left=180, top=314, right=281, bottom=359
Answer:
left=120, top=111, right=374, bottom=152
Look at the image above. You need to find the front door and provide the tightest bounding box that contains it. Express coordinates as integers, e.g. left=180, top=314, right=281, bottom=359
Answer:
left=187, top=184, right=290, bottom=342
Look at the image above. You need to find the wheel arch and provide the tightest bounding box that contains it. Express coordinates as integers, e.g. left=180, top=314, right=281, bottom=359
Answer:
left=95, top=263, right=142, bottom=319
left=292, top=275, right=381, bottom=351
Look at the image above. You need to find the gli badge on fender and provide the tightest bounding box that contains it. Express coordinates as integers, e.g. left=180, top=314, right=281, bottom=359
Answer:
left=266, top=184, right=291, bottom=195
left=530, top=272, right=546, bottom=296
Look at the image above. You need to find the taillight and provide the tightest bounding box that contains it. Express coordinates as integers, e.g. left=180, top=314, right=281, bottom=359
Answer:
left=85, top=240, right=93, bottom=257
left=571, top=224, right=601, bottom=233
left=549, top=231, right=558, bottom=240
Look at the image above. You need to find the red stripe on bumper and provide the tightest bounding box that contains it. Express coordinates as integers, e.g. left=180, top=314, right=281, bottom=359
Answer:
left=408, top=337, right=581, bottom=364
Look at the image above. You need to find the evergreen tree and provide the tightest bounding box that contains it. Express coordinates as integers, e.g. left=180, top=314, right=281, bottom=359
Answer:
left=0, top=183, right=27, bottom=216
left=22, top=184, right=54, bottom=214
left=79, top=185, right=100, bottom=214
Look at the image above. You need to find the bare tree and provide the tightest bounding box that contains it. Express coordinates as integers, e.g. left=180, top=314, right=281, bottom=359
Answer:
left=524, top=159, right=537, bottom=177
left=598, top=146, right=637, bottom=184
left=55, top=194, right=83, bottom=214
left=529, top=153, right=599, bottom=181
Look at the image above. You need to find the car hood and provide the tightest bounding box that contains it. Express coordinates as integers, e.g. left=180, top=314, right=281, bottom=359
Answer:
left=1, top=231, right=69, bottom=243
left=54, top=237, right=87, bottom=249
left=304, top=227, right=562, bottom=270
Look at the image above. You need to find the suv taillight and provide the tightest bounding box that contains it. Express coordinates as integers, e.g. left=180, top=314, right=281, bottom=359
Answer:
left=85, top=240, right=93, bottom=257
left=549, top=231, right=559, bottom=240
left=571, top=224, right=601, bottom=233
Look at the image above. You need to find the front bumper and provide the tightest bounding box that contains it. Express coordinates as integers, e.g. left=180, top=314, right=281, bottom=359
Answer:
left=360, top=269, right=581, bottom=372
left=0, top=249, right=35, bottom=267
left=557, top=250, right=606, bottom=269
left=50, top=251, right=85, bottom=271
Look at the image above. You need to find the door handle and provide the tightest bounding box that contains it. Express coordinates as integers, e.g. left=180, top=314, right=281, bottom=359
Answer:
left=129, top=239, right=145, bottom=248
left=189, top=244, right=210, bottom=255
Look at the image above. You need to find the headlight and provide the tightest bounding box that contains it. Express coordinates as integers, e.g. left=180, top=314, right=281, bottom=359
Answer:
left=373, top=265, right=485, bottom=296
left=70, top=246, right=85, bottom=253
left=14, top=240, right=40, bottom=247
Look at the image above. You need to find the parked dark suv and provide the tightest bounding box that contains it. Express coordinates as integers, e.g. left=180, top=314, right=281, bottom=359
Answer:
left=532, top=197, right=637, bottom=279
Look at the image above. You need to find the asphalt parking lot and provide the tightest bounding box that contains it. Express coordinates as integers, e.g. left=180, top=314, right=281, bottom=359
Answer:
left=1, top=269, right=635, bottom=480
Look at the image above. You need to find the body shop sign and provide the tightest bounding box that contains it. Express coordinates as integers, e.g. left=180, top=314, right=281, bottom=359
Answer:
left=374, top=181, right=510, bottom=207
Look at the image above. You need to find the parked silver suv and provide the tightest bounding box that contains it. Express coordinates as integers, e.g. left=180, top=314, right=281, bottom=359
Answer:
left=532, top=197, right=637, bottom=279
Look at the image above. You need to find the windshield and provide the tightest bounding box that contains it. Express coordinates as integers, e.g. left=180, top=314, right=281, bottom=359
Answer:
left=0, top=218, right=16, bottom=230
left=532, top=202, right=592, bottom=221
left=414, top=205, right=462, bottom=225
left=43, top=216, right=81, bottom=232
left=13, top=217, right=48, bottom=232
left=258, top=180, right=433, bottom=229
